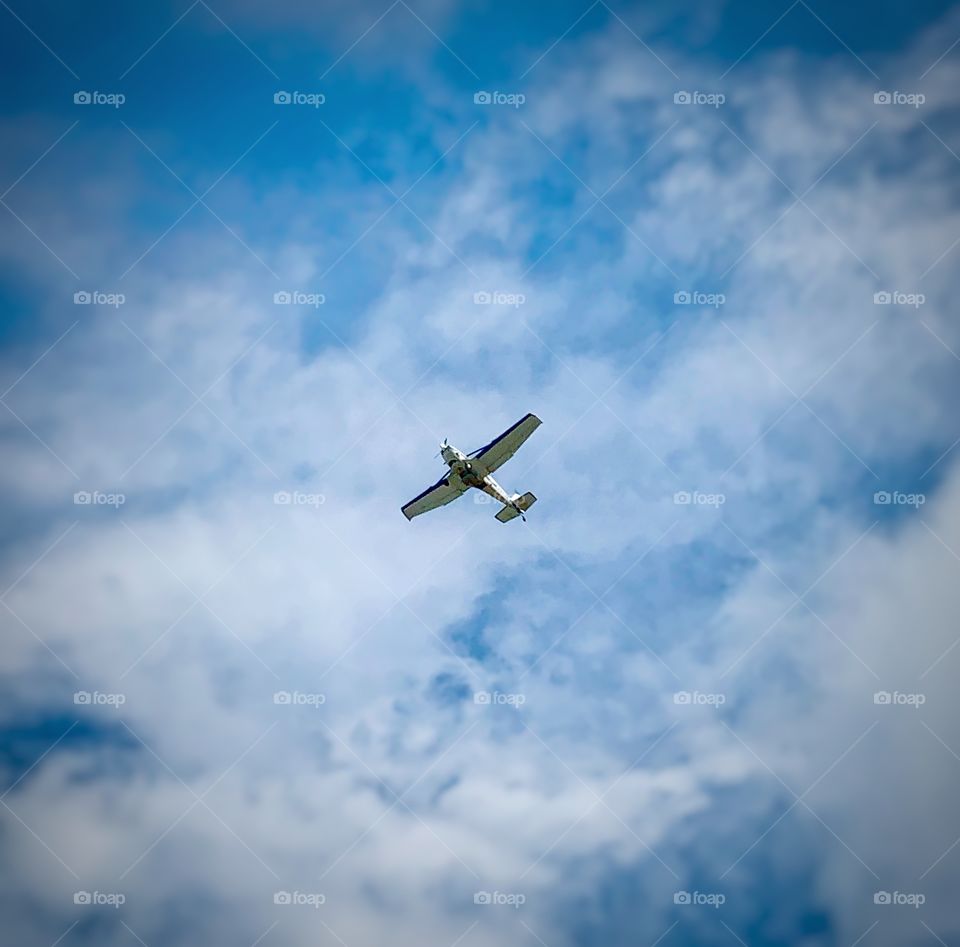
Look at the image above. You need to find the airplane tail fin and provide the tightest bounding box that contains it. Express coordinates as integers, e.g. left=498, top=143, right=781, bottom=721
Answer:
left=495, top=492, right=537, bottom=523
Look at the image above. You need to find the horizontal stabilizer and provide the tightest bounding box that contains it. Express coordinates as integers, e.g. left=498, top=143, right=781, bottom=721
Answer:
left=495, top=492, right=537, bottom=523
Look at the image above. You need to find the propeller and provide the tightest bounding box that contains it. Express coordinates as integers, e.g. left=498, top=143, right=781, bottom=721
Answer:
left=434, top=438, right=449, bottom=459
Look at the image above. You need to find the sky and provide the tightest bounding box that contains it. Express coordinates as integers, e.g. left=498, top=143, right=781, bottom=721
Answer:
left=1, top=0, right=960, bottom=945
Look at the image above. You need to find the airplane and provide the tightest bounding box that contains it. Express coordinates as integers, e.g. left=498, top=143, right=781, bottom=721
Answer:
left=402, top=413, right=542, bottom=523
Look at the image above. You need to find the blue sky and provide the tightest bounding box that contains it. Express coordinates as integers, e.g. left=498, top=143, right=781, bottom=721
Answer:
left=1, top=1, right=960, bottom=945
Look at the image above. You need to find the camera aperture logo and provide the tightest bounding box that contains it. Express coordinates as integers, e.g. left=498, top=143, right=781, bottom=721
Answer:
left=474, top=290, right=526, bottom=308
left=873, top=91, right=925, bottom=108
left=273, top=690, right=325, bottom=708
left=274, top=290, right=325, bottom=308
left=473, top=91, right=525, bottom=108
left=274, top=890, right=325, bottom=908
left=874, top=691, right=925, bottom=708
left=874, top=890, right=925, bottom=907
left=474, top=690, right=526, bottom=707
left=674, top=891, right=725, bottom=908
left=674, top=490, right=725, bottom=507
left=274, top=490, right=325, bottom=508
left=74, top=690, right=126, bottom=707
left=273, top=91, right=325, bottom=108
left=674, top=91, right=725, bottom=108
left=873, top=290, right=924, bottom=309
left=74, top=290, right=125, bottom=308
left=873, top=491, right=924, bottom=508
left=74, top=891, right=125, bottom=908
left=674, top=690, right=725, bottom=706
left=474, top=891, right=526, bottom=908
left=674, top=290, right=725, bottom=308
left=74, top=490, right=125, bottom=508
left=74, top=91, right=125, bottom=108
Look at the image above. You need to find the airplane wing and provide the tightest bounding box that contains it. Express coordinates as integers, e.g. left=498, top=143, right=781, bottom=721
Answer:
left=469, top=413, right=542, bottom=473
left=401, top=473, right=467, bottom=520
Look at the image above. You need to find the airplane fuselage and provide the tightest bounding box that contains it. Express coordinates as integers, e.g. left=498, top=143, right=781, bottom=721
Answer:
left=441, top=444, right=513, bottom=505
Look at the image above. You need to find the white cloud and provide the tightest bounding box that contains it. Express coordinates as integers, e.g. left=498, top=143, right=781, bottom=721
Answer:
left=1, top=7, right=959, bottom=946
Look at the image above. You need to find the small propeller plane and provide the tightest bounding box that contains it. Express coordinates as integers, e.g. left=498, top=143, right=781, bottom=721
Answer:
left=402, top=413, right=542, bottom=523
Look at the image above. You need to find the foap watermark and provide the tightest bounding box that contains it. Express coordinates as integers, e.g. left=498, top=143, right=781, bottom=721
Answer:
left=674, top=91, right=725, bottom=108
left=474, top=290, right=526, bottom=308
left=274, top=490, right=325, bottom=508
left=874, top=891, right=925, bottom=907
left=274, top=891, right=325, bottom=908
left=674, top=290, right=725, bottom=308
left=274, top=290, right=325, bottom=308
left=674, top=891, right=725, bottom=908
left=674, top=690, right=725, bottom=706
left=274, top=690, right=325, bottom=708
left=474, top=690, right=526, bottom=707
left=674, top=490, right=725, bottom=507
left=74, top=490, right=125, bottom=508
left=74, top=891, right=125, bottom=908
left=74, top=290, right=125, bottom=308
left=74, top=690, right=126, bottom=708
left=274, top=91, right=325, bottom=107
left=874, top=491, right=925, bottom=508
left=474, top=891, right=526, bottom=908
left=873, top=290, right=925, bottom=309
left=473, top=91, right=525, bottom=108
left=474, top=492, right=492, bottom=504
left=874, top=691, right=925, bottom=708
left=873, top=91, right=925, bottom=108
left=74, top=91, right=125, bottom=108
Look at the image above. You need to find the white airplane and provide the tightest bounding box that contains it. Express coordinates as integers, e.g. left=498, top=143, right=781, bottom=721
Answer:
left=402, top=413, right=542, bottom=523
